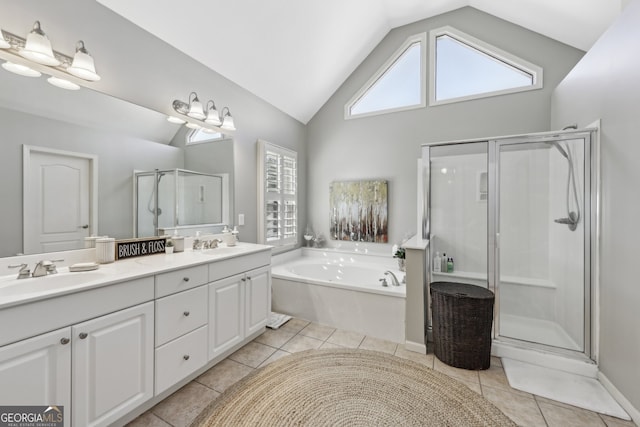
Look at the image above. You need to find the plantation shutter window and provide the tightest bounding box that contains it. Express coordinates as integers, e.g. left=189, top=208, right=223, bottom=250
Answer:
left=258, top=140, right=297, bottom=247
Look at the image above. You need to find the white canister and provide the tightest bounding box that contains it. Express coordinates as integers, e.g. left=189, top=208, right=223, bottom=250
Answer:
left=95, top=238, right=115, bottom=264
left=172, top=236, right=185, bottom=252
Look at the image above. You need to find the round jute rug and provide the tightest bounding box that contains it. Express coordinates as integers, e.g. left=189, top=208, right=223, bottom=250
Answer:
left=191, top=348, right=516, bottom=427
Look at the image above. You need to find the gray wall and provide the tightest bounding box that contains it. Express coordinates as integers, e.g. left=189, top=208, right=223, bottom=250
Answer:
left=551, top=0, right=640, bottom=412
left=1, top=0, right=307, bottom=245
left=306, top=7, right=584, bottom=251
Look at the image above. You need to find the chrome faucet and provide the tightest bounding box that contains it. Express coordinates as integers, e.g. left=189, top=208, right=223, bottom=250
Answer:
left=384, top=270, right=401, bottom=286
left=9, top=263, right=31, bottom=279
left=32, top=259, right=63, bottom=277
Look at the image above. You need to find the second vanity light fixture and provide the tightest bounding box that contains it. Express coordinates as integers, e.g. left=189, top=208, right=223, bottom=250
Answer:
left=0, top=21, right=100, bottom=91
left=168, top=92, right=236, bottom=133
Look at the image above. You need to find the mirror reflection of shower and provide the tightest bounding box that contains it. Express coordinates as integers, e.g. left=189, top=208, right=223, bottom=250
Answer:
left=135, top=169, right=229, bottom=237
left=549, top=124, right=581, bottom=231
left=147, top=170, right=164, bottom=230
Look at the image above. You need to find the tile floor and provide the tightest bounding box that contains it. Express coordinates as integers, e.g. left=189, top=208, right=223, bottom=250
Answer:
left=127, top=318, right=637, bottom=427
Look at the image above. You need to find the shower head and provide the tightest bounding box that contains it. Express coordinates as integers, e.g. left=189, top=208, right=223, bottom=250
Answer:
left=546, top=141, right=569, bottom=159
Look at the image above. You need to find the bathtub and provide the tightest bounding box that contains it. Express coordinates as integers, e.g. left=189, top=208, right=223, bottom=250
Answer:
left=271, top=248, right=406, bottom=343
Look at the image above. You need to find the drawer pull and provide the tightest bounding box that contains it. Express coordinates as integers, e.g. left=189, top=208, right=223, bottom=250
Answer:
left=60, top=337, right=70, bottom=345
left=183, top=311, right=190, bottom=317
left=183, top=277, right=190, bottom=282
left=79, top=332, right=88, bottom=339
left=183, top=355, right=190, bottom=361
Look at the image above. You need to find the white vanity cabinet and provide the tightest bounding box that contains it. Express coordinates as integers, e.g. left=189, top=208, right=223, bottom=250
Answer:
left=208, top=258, right=272, bottom=360
left=0, top=301, right=154, bottom=427
left=72, top=302, right=154, bottom=427
left=0, top=327, right=72, bottom=426
left=245, top=266, right=271, bottom=336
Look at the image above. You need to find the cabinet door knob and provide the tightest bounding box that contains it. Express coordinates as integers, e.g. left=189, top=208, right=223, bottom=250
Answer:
left=79, top=332, right=88, bottom=339
left=183, top=355, right=190, bottom=361
left=241, top=277, right=246, bottom=282
left=60, top=337, right=70, bottom=345
left=183, top=277, right=190, bottom=282
left=183, top=311, right=190, bottom=317
left=247, top=276, right=252, bottom=281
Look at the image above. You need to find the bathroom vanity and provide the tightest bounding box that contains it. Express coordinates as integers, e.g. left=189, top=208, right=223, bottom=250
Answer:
left=0, top=243, right=271, bottom=427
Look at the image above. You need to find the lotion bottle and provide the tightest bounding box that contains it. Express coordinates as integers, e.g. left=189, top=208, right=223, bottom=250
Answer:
left=433, top=252, right=442, bottom=273
left=441, top=253, right=447, bottom=273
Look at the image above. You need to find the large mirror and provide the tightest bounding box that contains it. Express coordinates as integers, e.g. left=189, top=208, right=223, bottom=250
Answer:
left=0, top=69, right=234, bottom=257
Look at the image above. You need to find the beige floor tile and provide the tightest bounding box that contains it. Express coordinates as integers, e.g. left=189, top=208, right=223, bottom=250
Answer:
left=126, top=411, right=172, bottom=427
left=600, top=414, right=638, bottom=427
left=327, top=329, right=365, bottom=348
left=394, top=346, right=435, bottom=368
left=491, top=356, right=503, bottom=367
left=152, top=382, right=219, bottom=427
left=433, top=357, right=480, bottom=384
left=482, top=385, right=546, bottom=427
left=228, top=341, right=277, bottom=368
left=196, top=358, right=254, bottom=393
left=254, top=328, right=295, bottom=348
left=535, top=394, right=585, bottom=411
left=279, top=318, right=310, bottom=334
left=281, top=334, right=323, bottom=353
left=479, top=364, right=513, bottom=391
left=257, top=349, right=292, bottom=368
left=300, top=322, right=336, bottom=340
left=358, top=336, right=398, bottom=355
left=319, top=341, right=344, bottom=349
left=538, top=401, right=606, bottom=427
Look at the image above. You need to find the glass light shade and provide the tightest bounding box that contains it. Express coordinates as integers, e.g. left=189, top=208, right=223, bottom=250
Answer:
left=0, top=31, right=10, bottom=49
left=185, top=122, right=202, bottom=129
left=202, top=127, right=219, bottom=134
left=2, top=61, right=41, bottom=77
left=67, top=49, right=100, bottom=81
left=19, top=22, right=60, bottom=66
left=205, top=108, right=221, bottom=126
left=47, top=76, right=80, bottom=90
left=187, top=96, right=205, bottom=120
left=167, top=116, right=186, bottom=124
left=220, top=114, right=235, bottom=131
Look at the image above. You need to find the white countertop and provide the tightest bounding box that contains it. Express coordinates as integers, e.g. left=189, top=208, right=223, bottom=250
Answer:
left=0, top=243, right=271, bottom=310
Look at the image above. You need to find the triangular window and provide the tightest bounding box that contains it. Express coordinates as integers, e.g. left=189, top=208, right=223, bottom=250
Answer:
left=429, top=26, right=543, bottom=105
left=345, top=33, right=426, bottom=119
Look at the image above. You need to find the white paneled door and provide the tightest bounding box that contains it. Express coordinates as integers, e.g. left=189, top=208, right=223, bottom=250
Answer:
left=23, top=146, right=97, bottom=254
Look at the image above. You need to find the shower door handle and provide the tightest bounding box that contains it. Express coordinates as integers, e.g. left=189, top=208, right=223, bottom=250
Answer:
left=495, top=233, right=500, bottom=249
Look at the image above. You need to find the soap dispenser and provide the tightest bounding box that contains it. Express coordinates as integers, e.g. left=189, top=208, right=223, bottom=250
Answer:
left=229, top=226, right=239, bottom=246
left=433, top=252, right=442, bottom=273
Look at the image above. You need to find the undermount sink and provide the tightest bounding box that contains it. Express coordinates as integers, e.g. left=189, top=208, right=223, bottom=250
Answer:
left=198, top=247, right=243, bottom=256
left=0, top=269, right=108, bottom=298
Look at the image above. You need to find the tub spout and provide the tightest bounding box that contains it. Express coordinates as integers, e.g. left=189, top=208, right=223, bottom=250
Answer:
left=384, top=271, right=400, bottom=286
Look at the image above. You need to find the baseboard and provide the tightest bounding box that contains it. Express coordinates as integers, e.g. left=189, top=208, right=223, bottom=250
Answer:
left=404, top=340, right=427, bottom=354
left=599, top=371, right=639, bottom=423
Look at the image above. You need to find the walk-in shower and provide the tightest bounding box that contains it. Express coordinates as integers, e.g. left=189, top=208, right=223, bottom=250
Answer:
left=422, top=129, right=596, bottom=359
left=134, top=169, right=229, bottom=237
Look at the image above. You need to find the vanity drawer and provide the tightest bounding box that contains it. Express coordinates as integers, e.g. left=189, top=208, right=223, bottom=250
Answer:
left=209, top=250, right=271, bottom=282
left=155, top=286, right=208, bottom=346
left=155, top=264, right=208, bottom=298
left=155, top=325, right=208, bottom=395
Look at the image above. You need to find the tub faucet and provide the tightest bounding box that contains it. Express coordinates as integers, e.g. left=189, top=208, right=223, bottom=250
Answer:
left=384, top=271, right=401, bottom=286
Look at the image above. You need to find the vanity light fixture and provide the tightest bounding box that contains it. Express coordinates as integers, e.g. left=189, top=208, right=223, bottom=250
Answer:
left=19, top=21, right=60, bottom=66
left=220, top=107, right=236, bottom=132
left=66, top=41, right=100, bottom=81
left=1, top=61, right=41, bottom=77
left=170, top=92, right=236, bottom=133
left=47, top=76, right=80, bottom=90
left=204, top=100, right=221, bottom=126
left=0, top=22, right=101, bottom=91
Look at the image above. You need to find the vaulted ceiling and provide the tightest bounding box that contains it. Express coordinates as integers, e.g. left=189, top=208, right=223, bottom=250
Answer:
left=97, top=0, right=626, bottom=124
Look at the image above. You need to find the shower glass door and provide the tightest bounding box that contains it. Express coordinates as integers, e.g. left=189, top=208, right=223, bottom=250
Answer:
left=493, top=135, right=590, bottom=353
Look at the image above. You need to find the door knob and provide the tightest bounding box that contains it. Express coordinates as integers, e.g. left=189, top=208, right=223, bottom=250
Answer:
left=79, top=224, right=89, bottom=229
